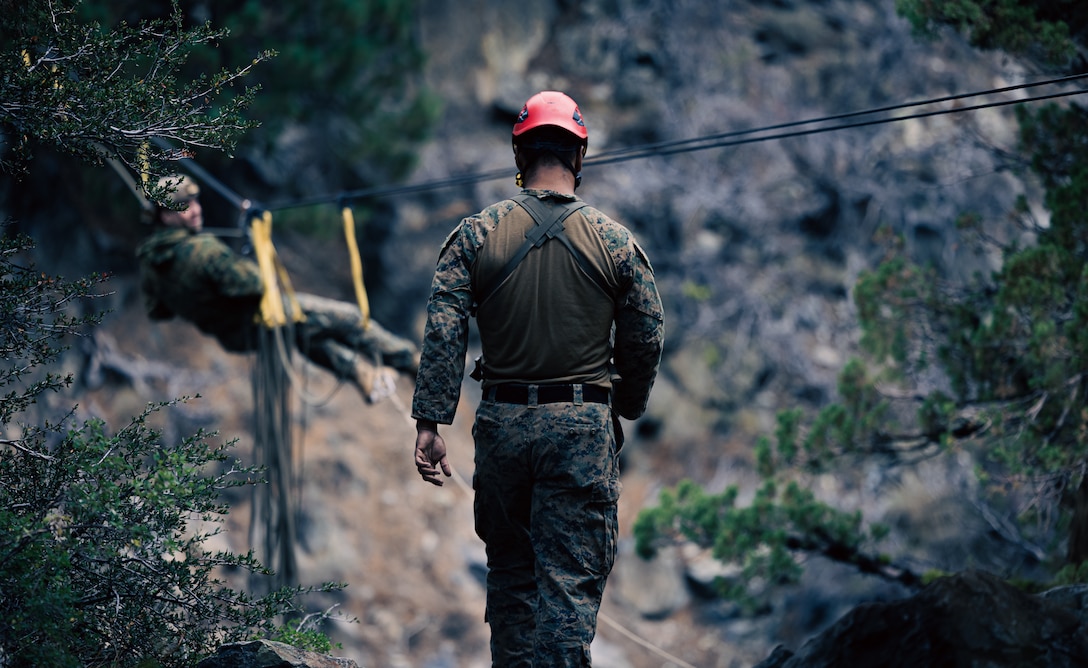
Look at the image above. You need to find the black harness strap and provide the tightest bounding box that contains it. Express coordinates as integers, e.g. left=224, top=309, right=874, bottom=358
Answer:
left=472, top=194, right=611, bottom=315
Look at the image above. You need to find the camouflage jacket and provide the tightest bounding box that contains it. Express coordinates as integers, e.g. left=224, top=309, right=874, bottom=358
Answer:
left=135, top=227, right=264, bottom=349
left=411, top=189, right=664, bottom=423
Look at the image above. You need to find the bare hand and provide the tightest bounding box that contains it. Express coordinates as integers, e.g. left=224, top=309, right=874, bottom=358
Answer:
left=414, top=421, right=452, bottom=486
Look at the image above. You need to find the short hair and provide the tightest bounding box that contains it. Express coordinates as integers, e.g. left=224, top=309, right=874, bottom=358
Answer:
left=514, top=127, right=584, bottom=177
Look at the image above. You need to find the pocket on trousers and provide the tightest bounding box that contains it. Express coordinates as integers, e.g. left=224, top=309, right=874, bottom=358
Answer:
left=589, top=477, right=621, bottom=575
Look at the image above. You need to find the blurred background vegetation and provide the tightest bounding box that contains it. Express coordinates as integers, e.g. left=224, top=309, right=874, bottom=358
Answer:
left=4, top=0, right=1088, bottom=665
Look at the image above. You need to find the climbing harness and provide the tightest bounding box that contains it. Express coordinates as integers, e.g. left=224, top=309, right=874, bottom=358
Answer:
left=471, top=193, right=611, bottom=316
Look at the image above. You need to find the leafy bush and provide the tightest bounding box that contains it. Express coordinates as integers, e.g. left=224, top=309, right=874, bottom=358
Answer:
left=0, top=0, right=267, bottom=188
left=637, top=0, right=1088, bottom=603
left=0, top=231, right=340, bottom=667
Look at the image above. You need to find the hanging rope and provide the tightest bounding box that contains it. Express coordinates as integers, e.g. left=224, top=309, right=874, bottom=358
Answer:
left=249, top=321, right=301, bottom=593
left=341, top=203, right=371, bottom=330
left=247, top=209, right=307, bottom=591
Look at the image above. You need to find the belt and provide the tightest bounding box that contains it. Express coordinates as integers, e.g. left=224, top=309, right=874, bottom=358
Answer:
left=486, top=383, right=610, bottom=406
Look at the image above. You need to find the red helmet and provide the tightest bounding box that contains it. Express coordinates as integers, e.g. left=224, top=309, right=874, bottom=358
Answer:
left=512, top=91, right=588, bottom=145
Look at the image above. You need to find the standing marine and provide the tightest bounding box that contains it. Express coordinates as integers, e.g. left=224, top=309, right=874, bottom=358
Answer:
left=411, top=91, right=665, bottom=666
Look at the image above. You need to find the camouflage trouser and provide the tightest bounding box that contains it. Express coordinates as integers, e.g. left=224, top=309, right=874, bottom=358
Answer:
left=213, top=292, right=419, bottom=379
left=292, top=293, right=419, bottom=376
left=472, top=398, right=620, bottom=667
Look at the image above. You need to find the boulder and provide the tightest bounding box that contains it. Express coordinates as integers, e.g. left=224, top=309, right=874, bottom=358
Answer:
left=754, top=571, right=1088, bottom=668
left=195, top=640, right=360, bottom=668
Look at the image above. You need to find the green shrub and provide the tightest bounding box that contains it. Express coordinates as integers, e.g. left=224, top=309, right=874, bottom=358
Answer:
left=0, top=231, right=341, bottom=667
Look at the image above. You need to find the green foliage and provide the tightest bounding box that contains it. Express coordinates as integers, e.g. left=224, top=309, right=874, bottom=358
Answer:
left=1053, top=560, right=1088, bottom=585
left=918, top=390, right=956, bottom=442
left=921, top=569, right=952, bottom=586
left=0, top=232, right=105, bottom=424
left=212, top=0, right=439, bottom=178
left=801, top=359, right=890, bottom=466
left=834, top=103, right=1088, bottom=563
left=79, top=0, right=440, bottom=189
left=854, top=254, right=934, bottom=369
left=634, top=476, right=883, bottom=610
left=0, top=0, right=268, bottom=195
left=681, top=280, right=714, bottom=302
left=637, top=1, right=1088, bottom=604
left=635, top=363, right=904, bottom=606
left=268, top=621, right=340, bottom=654
left=895, top=0, right=1081, bottom=64
left=0, top=233, right=343, bottom=667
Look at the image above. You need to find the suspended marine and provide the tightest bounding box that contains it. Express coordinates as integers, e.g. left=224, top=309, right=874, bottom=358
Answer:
left=136, top=175, right=419, bottom=402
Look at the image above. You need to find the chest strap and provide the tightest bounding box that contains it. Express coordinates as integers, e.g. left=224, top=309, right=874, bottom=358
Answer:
left=472, top=194, right=611, bottom=316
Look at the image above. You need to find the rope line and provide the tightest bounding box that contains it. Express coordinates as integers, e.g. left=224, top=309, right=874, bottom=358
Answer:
left=269, top=318, right=348, bottom=408
left=597, top=611, right=700, bottom=668
left=261, top=72, right=1088, bottom=212
left=585, top=70, right=1088, bottom=163
left=250, top=325, right=300, bottom=592
left=589, top=86, right=1088, bottom=166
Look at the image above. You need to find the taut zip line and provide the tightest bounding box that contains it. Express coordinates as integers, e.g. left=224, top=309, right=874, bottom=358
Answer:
left=259, top=71, right=1088, bottom=213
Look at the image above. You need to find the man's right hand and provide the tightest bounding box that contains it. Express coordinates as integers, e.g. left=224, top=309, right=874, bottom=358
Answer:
left=414, top=419, right=452, bottom=486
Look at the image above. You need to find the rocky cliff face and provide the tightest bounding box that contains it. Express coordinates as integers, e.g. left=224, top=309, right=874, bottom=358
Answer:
left=754, top=572, right=1088, bottom=668
left=4, top=1, right=1072, bottom=667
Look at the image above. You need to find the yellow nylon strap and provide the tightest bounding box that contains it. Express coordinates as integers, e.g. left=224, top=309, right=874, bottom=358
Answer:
left=341, top=205, right=371, bottom=330
left=138, top=142, right=150, bottom=187
left=251, top=211, right=304, bottom=327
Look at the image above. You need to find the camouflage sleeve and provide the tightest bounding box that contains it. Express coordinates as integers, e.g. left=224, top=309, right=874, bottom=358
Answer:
left=191, top=235, right=264, bottom=298
left=411, top=221, right=477, bottom=424
left=612, top=239, right=665, bottom=420
left=139, top=271, right=174, bottom=320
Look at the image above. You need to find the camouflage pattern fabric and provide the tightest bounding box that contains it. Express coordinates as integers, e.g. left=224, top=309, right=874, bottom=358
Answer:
left=411, top=189, right=664, bottom=666
left=473, top=400, right=619, bottom=667
left=136, top=227, right=418, bottom=375
left=293, top=293, right=419, bottom=376
left=411, top=189, right=664, bottom=423
left=137, top=227, right=264, bottom=351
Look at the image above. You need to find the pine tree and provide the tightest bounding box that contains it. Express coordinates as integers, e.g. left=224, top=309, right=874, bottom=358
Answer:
left=636, top=0, right=1088, bottom=601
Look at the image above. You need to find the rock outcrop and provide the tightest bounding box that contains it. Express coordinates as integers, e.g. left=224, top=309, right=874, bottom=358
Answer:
left=195, top=640, right=360, bottom=668
left=754, top=571, right=1088, bottom=668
